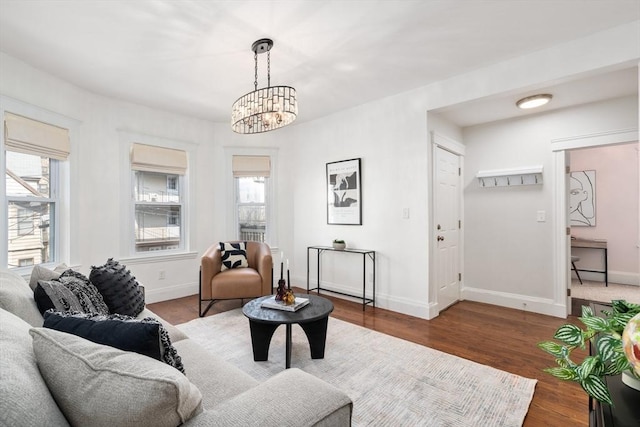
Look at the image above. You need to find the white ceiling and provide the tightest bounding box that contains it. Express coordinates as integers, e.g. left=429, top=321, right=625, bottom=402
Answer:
left=0, top=0, right=638, bottom=126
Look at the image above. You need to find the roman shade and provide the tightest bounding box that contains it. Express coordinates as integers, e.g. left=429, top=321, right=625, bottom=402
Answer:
left=130, top=143, right=187, bottom=175
left=4, top=112, right=70, bottom=160
left=232, top=155, right=270, bottom=178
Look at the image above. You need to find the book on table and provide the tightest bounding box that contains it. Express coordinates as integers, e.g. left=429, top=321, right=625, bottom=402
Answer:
left=261, top=296, right=309, bottom=312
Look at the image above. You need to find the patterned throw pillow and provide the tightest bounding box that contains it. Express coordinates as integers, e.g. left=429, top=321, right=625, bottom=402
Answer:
left=34, top=270, right=109, bottom=316
left=219, top=242, right=249, bottom=271
left=43, top=310, right=185, bottom=374
left=90, top=258, right=145, bottom=317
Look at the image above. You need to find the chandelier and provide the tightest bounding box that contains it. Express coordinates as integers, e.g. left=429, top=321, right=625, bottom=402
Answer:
left=231, top=38, right=298, bottom=134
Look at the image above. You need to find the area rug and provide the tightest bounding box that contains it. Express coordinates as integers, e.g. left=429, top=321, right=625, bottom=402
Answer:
left=177, top=310, right=536, bottom=426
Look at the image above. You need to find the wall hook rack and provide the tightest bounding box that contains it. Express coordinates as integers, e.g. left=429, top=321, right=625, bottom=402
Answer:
left=476, top=165, right=543, bottom=187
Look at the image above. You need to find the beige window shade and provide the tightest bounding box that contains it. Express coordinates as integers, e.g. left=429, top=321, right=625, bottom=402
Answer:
left=131, top=143, right=187, bottom=175
left=4, top=112, right=70, bottom=160
left=232, top=155, right=271, bottom=177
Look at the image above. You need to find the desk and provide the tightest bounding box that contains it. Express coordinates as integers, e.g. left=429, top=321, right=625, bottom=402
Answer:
left=571, top=238, right=608, bottom=286
left=307, top=246, right=375, bottom=311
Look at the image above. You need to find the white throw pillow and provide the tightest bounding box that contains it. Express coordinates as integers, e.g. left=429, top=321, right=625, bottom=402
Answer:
left=30, top=327, right=203, bottom=427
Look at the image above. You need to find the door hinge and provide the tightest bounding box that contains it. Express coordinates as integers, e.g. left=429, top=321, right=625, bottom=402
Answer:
left=458, top=167, right=461, bottom=176
left=458, top=273, right=462, bottom=281
left=566, top=227, right=571, bottom=235
left=565, top=165, right=570, bottom=174
left=458, top=220, right=461, bottom=229
left=567, top=288, right=571, bottom=297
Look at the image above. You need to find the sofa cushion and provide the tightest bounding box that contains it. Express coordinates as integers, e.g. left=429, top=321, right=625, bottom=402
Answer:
left=34, top=270, right=109, bottom=315
left=30, top=327, right=202, bottom=427
left=0, top=308, right=69, bottom=426
left=28, top=263, right=69, bottom=291
left=44, top=310, right=185, bottom=373
left=219, top=241, right=249, bottom=271
left=90, top=258, right=145, bottom=317
left=0, top=269, right=44, bottom=327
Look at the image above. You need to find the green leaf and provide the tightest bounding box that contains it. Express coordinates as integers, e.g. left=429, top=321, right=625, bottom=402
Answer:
left=580, top=374, right=613, bottom=405
left=544, top=367, right=577, bottom=381
left=576, top=356, right=600, bottom=379
left=538, top=341, right=565, bottom=358
left=581, top=305, right=594, bottom=318
left=596, top=335, right=621, bottom=361
left=579, top=316, right=609, bottom=332
left=554, top=324, right=584, bottom=346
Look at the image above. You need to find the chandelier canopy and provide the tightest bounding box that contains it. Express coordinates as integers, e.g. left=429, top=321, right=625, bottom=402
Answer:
left=231, top=39, right=298, bottom=134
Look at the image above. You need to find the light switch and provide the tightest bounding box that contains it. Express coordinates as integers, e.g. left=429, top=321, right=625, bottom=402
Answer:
left=402, top=208, right=410, bottom=219
left=536, top=210, right=546, bottom=222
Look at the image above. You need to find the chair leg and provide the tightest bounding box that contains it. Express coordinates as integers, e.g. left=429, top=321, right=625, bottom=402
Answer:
left=571, top=262, right=583, bottom=285
left=198, top=267, right=215, bottom=317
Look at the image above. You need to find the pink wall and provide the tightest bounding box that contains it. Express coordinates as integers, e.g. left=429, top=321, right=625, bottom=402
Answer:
left=570, top=142, right=639, bottom=283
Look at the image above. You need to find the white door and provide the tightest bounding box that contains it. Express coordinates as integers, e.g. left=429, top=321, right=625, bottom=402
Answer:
left=435, top=146, right=461, bottom=311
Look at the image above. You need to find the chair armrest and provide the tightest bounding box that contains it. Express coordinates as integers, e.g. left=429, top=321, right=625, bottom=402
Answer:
left=182, top=368, right=352, bottom=427
left=254, top=243, right=273, bottom=294
left=201, top=244, right=222, bottom=300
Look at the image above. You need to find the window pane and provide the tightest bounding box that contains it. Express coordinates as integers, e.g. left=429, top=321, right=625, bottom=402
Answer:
left=7, top=200, right=53, bottom=268
left=237, top=177, right=266, bottom=242
left=237, top=177, right=265, bottom=203
left=6, top=151, right=50, bottom=198
left=135, top=205, right=181, bottom=252
left=135, top=171, right=179, bottom=203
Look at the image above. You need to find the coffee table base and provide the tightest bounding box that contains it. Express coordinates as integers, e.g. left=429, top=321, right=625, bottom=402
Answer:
left=248, top=316, right=329, bottom=369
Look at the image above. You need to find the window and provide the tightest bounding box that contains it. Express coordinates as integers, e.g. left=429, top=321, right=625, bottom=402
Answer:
left=130, top=143, right=187, bottom=253
left=4, top=112, right=68, bottom=269
left=232, top=155, right=271, bottom=243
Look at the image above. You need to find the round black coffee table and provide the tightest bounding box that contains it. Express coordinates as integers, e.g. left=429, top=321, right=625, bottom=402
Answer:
left=242, top=294, right=334, bottom=369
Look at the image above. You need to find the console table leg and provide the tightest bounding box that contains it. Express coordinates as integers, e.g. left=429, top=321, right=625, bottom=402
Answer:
left=286, top=324, right=292, bottom=369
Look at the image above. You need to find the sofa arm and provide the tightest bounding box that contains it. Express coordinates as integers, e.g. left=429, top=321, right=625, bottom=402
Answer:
left=182, top=368, right=352, bottom=427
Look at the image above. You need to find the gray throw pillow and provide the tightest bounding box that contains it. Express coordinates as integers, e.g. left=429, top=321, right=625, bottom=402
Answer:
left=34, top=270, right=109, bottom=315
left=28, top=263, right=68, bottom=291
left=30, top=327, right=202, bottom=427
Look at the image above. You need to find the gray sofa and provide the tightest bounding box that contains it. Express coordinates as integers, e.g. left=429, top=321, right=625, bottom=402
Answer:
left=0, top=269, right=352, bottom=427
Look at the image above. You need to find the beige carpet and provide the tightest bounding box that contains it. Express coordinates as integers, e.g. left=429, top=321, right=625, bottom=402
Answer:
left=178, top=309, right=536, bottom=426
left=571, top=280, right=640, bottom=304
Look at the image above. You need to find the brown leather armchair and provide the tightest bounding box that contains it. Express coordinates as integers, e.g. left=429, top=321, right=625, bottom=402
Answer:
left=199, top=241, right=273, bottom=317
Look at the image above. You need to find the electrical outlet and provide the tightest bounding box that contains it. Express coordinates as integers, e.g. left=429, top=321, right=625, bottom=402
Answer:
left=159, top=271, right=165, bottom=280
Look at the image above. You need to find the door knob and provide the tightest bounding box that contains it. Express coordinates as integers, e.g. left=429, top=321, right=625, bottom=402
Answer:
left=437, top=236, right=444, bottom=241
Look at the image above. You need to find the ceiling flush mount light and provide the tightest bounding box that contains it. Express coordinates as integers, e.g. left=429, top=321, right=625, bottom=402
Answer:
left=516, top=94, right=553, bottom=110
left=231, top=38, right=298, bottom=134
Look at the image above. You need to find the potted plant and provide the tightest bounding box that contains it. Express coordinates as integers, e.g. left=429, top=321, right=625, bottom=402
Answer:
left=538, top=299, right=640, bottom=405
left=332, top=239, right=346, bottom=250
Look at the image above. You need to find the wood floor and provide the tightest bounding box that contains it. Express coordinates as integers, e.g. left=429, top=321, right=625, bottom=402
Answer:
left=148, top=289, right=589, bottom=427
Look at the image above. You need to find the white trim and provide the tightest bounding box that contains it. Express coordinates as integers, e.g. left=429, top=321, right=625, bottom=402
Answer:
left=120, top=250, right=198, bottom=265
left=118, top=130, right=197, bottom=259
left=551, top=128, right=638, bottom=151
left=432, top=131, right=466, bottom=156
left=462, top=286, right=568, bottom=318
left=223, top=146, right=279, bottom=247
left=144, top=280, right=198, bottom=304
left=0, top=95, right=81, bottom=269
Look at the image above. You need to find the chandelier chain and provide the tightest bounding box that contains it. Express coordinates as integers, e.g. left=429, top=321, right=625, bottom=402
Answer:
left=267, top=50, right=271, bottom=88
left=253, top=50, right=258, bottom=91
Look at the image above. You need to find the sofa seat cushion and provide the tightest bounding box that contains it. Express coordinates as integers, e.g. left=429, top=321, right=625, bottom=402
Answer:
left=210, top=268, right=262, bottom=299
left=173, top=339, right=258, bottom=410
left=0, top=269, right=44, bottom=327
left=0, top=308, right=69, bottom=427
left=30, top=327, right=203, bottom=427
left=138, top=307, right=189, bottom=343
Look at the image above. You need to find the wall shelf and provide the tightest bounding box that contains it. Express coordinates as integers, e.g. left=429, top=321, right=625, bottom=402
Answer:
left=476, top=165, right=543, bottom=187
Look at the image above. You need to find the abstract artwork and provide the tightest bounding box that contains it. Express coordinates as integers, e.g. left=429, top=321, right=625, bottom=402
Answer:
left=570, top=170, right=596, bottom=226
left=327, top=158, right=361, bottom=225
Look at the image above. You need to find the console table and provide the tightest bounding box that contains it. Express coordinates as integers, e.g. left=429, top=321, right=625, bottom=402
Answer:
left=572, top=238, right=608, bottom=286
left=306, top=246, right=375, bottom=311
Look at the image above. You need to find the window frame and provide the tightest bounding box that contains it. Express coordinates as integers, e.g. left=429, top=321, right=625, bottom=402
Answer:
left=118, top=131, right=197, bottom=262
left=1, top=96, right=76, bottom=274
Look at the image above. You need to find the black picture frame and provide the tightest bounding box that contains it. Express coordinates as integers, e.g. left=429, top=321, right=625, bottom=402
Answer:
left=326, top=158, right=361, bottom=225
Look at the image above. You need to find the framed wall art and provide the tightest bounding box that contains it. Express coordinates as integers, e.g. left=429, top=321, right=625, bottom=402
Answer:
left=326, top=158, right=361, bottom=225
left=569, top=169, right=596, bottom=226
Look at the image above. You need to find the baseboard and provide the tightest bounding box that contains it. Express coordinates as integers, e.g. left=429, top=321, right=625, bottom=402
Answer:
left=145, top=281, right=198, bottom=304
left=578, top=270, right=639, bottom=286
left=461, top=286, right=567, bottom=318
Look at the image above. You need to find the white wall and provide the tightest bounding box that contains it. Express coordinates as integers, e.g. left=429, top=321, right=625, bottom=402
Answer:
left=1, top=20, right=638, bottom=318
left=462, top=96, right=638, bottom=314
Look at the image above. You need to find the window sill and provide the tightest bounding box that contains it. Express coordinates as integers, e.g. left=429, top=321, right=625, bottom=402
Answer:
left=121, top=251, right=198, bottom=265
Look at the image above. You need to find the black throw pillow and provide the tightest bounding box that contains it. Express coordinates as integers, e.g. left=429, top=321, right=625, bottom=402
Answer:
left=43, top=310, right=185, bottom=374
left=219, top=241, right=249, bottom=271
left=34, top=270, right=109, bottom=316
left=90, top=258, right=145, bottom=317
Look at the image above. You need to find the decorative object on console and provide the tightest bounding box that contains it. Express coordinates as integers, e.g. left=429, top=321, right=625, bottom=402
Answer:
left=231, top=38, right=297, bottom=134
left=90, top=258, right=145, bottom=317
left=219, top=242, right=249, bottom=271
left=327, top=158, right=362, bottom=225
left=538, top=299, right=640, bottom=404
left=332, top=239, right=346, bottom=250
left=34, top=269, right=109, bottom=316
